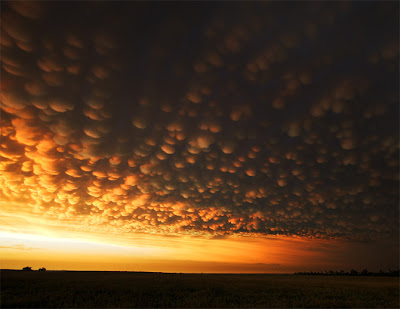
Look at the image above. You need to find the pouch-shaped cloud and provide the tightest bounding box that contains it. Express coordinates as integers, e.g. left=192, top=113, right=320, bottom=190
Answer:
left=132, top=117, right=147, bottom=129
left=219, top=140, right=236, bottom=154
left=48, top=99, right=74, bottom=113
left=1, top=91, right=29, bottom=110
left=230, top=104, right=252, bottom=121
left=189, top=132, right=215, bottom=150
left=161, top=144, right=175, bottom=155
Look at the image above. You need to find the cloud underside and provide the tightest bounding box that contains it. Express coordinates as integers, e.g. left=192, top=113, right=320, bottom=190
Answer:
left=0, top=1, right=399, bottom=240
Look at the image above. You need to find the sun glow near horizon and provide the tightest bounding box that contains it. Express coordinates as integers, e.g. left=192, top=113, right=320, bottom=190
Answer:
left=1, top=222, right=397, bottom=273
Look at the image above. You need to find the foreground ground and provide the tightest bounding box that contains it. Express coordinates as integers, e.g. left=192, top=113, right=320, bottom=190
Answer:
left=1, top=270, right=399, bottom=308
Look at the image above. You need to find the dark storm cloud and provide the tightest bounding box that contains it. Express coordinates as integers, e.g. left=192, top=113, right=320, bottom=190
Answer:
left=0, top=1, right=398, bottom=240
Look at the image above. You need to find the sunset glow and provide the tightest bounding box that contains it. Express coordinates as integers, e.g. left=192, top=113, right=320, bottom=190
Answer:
left=0, top=1, right=398, bottom=273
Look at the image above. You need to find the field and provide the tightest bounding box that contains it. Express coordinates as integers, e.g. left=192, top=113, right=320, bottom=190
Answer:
left=1, top=270, right=399, bottom=308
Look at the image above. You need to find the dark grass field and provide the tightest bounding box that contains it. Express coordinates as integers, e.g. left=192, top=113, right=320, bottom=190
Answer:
left=1, top=270, right=399, bottom=308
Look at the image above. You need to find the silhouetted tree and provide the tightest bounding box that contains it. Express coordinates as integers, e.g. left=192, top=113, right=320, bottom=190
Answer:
left=22, top=266, right=32, bottom=271
left=350, top=269, right=358, bottom=276
left=361, top=269, right=369, bottom=276
left=38, top=267, right=46, bottom=271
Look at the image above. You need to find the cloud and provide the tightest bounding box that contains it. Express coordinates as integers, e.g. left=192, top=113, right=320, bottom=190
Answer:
left=0, top=244, right=40, bottom=251
left=0, top=1, right=398, bottom=242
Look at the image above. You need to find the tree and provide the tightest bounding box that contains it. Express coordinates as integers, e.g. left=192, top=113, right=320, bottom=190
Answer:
left=38, top=267, right=46, bottom=272
left=22, top=266, right=32, bottom=271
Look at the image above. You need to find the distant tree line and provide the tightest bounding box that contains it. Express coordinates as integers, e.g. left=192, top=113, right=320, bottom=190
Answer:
left=294, top=269, right=399, bottom=277
left=22, top=266, right=46, bottom=271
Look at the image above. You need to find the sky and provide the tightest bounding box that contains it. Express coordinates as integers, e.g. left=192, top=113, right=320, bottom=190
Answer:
left=0, top=1, right=399, bottom=273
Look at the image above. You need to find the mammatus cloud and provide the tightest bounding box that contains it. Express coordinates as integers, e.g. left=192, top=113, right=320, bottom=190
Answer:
left=0, top=1, right=398, bottom=241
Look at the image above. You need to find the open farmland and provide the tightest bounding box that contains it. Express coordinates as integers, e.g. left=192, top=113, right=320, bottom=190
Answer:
left=1, top=270, right=398, bottom=308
